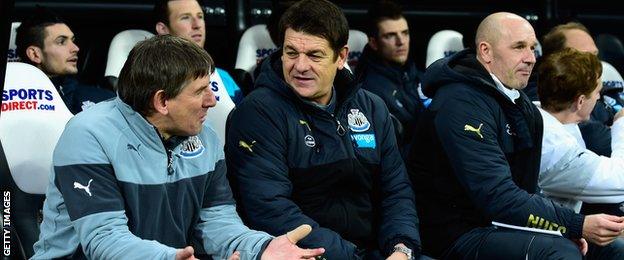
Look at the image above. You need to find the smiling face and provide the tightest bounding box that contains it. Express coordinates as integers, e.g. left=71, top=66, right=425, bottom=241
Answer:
left=37, top=23, right=79, bottom=77
left=161, top=75, right=215, bottom=138
left=479, top=16, right=538, bottom=89
left=370, top=17, right=410, bottom=65
left=161, top=0, right=205, bottom=47
left=281, top=28, right=347, bottom=105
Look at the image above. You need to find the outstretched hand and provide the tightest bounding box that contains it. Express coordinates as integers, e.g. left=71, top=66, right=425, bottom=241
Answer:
left=261, top=224, right=325, bottom=260
left=175, top=246, right=197, bottom=260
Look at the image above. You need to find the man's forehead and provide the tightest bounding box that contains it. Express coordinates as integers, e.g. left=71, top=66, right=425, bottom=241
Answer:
left=377, top=17, right=408, bottom=33
left=284, top=29, right=332, bottom=51
left=168, top=0, right=203, bottom=15
left=44, top=23, right=73, bottom=39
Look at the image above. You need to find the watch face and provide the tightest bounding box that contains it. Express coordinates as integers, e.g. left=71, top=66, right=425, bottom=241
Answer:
left=394, top=245, right=413, bottom=259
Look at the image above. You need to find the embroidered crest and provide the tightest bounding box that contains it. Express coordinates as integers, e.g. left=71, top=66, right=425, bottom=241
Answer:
left=81, top=100, right=96, bottom=111
left=180, top=136, right=205, bottom=158
left=304, top=135, right=316, bottom=147
left=347, top=109, right=371, bottom=132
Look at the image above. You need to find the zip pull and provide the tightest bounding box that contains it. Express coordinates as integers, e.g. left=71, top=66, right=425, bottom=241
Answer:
left=167, top=149, right=174, bottom=175
left=336, top=119, right=346, bottom=136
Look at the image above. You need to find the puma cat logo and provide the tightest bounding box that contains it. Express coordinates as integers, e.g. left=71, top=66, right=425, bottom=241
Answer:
left=73, top=179, right=93, bottom=196
left=239, top=140, right=257, bottom=153
left=464, top=123, right=484, bottom=139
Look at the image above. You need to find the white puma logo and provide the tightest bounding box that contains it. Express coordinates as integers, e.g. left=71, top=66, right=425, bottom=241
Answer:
left=73, top=179, right=93, bottom=197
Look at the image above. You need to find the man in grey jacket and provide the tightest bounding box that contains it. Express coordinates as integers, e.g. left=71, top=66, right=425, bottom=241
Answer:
left=31, top=35, right=323, bottom=260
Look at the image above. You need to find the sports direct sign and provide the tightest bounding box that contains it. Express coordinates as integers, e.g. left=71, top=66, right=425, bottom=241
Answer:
left=2, top=88, right=56, bottom=112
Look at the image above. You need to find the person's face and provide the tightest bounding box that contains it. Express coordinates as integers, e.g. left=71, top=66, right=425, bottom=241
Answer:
left=578, top=78, right=602, bottom=121
left=370, top=17, right=410, bottom=65
left=484, top=19, right=537, bottom=89
left=163, top=75, right=215, bottom=138
left=164, top=0, right=205, bottom=47
left=281, top=28, right=347, bottom=105
left=564, top=29, right=599, bottom=55
left=38, top=23, right=79, bottom=77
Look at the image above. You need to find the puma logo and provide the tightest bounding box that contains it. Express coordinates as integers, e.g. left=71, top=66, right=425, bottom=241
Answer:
left=239, top=140, right=256, bottom=153
left=299, top=120, right=311, bottom=131
left=73, top=179, right=93, bottom=197
left=127, top=143, right=143, bottom=158
left=464, top=123, right=484, bottom=139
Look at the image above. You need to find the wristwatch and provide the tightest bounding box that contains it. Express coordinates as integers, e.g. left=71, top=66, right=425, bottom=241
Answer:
left=393, top=244, right=414, bottom=260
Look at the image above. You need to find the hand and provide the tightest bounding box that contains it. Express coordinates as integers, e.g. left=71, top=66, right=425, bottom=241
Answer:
left=261, top=224, right=325, bottom=260
left=228, top=251, right=241, bottom=260
left=573, top=238, right=588, bottom=256
left=175, top=246, right=197, bottom=260
left=615, top=108, right=624, bottom=122
left=386, top=251, right=409, bottom=260
left=583, top=214, right=624, bottom=246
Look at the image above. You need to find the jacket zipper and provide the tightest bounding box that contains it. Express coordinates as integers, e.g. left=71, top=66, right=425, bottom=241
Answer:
left=166, top=149, right=174, bottom=175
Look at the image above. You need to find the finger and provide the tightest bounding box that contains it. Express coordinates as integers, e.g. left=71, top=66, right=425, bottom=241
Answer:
left=301, top=247, right=325, bottom=258
left=287, top=224, right=313, bottom=244
left=601, top=214, right=624, bottom=223
left=228, top=251, right=241, bottom=260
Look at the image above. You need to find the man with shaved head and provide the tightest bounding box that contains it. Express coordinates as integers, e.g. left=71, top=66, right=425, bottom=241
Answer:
left=407, top=12, right=624, bottom=259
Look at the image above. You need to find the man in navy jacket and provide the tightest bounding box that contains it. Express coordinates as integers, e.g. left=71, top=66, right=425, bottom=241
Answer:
left=226, top=0, right=421, bottom=259
left=408, top=12, right=624, bottom=259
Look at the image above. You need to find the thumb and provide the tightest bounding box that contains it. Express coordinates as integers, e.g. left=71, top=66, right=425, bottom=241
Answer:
left=286, top=224, right=312, bottom=244
left=176, top=246, right=194, bottom=260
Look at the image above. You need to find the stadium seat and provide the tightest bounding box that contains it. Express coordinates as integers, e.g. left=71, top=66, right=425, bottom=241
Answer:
left=104, top=29, right=154, bottom=80
left=347, top=29, right=368, bottom=71
left=234, top=24, right=277, bottom=76
left=597, top=34, right=624, bottom=76
left=7, top=22, right=21, bottom=62
left=601, top=61, right=624, bottom=94
left=0, top=62, right=73, bottom=258
left=425, top=30, right=464, bottom=68
left=534, top=40, right=543, bottom=59
left=233, top=24, right=277, bottom=95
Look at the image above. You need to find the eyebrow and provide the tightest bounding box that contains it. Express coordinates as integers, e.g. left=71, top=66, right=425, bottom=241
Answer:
left=284, top=45, right=326, bottom=56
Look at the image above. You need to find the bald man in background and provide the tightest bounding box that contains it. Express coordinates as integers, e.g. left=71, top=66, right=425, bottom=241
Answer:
left=407, top=12, right=624, bottom=259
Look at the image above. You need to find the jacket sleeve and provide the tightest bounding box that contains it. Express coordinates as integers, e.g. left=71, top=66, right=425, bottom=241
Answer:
left=372, top=96, right=422, bottom=256
left=225, top=100, right=358, bottom=259
left=196, top=154, right=273, bottom=260
left=540, top=118, right=624, bottom=204
left=434, top=90, right=584, bottom=238
left=52, top=120, right=178, bottom=259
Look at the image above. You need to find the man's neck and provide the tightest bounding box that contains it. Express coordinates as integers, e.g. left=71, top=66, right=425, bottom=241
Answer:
left=545, top=108, right=579, bottom=125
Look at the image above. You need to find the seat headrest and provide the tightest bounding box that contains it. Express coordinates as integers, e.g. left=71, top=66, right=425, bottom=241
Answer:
left=104, top=29, right=154, bottom=78
left=234, top=24, right=278, bottom=74
left=0, top=62, right=73, bottom=194
left=534, top=40, right=543, bottom=59
left=205, top=70, right=235, bottom=146
left=597, top=34, right=624, bottom=61
left=347, top=29, right=368, bottom=71
left=7, top=22, right=21, bottom=62
left=601, top=61, right=624, bottom=93
left=426, top=30, right=464, bottom=68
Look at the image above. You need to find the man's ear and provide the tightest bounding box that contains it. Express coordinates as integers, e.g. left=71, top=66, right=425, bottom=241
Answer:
left=155, top=22, right=170, bottom=35
left=478, top=41, right=493, bottom=63
left=25, top=46, right=43, bottom=65
left=336, top=45, right=349, bottom=70
left=152, top=90, right=169, bottom=115
left=574, top=94, right=586, bottom=112
left=368, top=36, right=378, bottom=51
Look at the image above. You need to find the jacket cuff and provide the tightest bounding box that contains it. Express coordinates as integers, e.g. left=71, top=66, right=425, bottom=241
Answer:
left=567, top=213, right=585, bottom=239
left=383, top=236, right=419, bottom=257
left=255, top=238, right=272, bottom=260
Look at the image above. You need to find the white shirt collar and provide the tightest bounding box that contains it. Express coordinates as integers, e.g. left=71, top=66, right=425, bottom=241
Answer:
left=490, top=73, right=520, bottom=104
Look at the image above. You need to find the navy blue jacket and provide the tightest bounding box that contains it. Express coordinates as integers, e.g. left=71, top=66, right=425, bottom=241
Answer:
left=226, top=51, right=421, bottom=259
left=51, top=76, right=115, bottom=114
left=408, top=49, right=584, bottom=257
left=356, top=45, right=427, bottom=155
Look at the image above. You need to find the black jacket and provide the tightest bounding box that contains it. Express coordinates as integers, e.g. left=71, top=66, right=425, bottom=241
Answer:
left=226, top=51, right=421, bottom=259
left=356, top=45, right=427, bottom=155
left=408, top=49, right=584, bottom=257
left=51, top=76, right=115, bottom=114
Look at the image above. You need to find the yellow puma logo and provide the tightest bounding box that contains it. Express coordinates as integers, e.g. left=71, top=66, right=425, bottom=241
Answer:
left=299, top=120, right=311, bottom=131
left=464, top=123, right=484, bottom=139
left=239, top=140, right=256, bottom=152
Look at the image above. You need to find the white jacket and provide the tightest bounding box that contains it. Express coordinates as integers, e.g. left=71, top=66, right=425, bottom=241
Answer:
left=539, top=107, right=624, bottom=212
